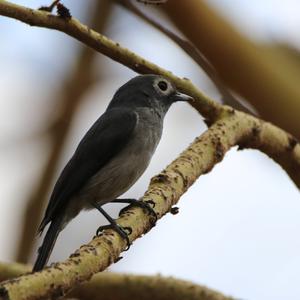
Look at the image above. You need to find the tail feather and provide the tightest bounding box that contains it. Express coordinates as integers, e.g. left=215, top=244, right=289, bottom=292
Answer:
left=33, top=215, right=63, bottom=272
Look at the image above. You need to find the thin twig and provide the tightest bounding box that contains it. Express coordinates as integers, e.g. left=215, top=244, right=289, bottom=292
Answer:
left=136, top=0, right=168, bottom=4
left=38, top=0, right=59, bottom=12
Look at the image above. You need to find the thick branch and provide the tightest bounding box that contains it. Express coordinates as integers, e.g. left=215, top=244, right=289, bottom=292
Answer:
left=1, top=109, right=299, bottom=300
left=0, top=262, right=234, bottom=300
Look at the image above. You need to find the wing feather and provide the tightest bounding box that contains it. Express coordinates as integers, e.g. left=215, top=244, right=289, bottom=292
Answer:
left=38, top=108, right=137, bottom=232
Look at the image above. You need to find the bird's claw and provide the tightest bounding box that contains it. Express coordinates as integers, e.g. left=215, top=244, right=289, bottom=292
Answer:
left=96, top=224, right=132, bottom=250
left=139, top=200, right=158, bottom=221
left=119, top=199, right=157, bottom=225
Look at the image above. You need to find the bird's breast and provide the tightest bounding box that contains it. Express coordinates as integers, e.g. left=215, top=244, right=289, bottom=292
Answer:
left=74, top=110, right=163, bottom=209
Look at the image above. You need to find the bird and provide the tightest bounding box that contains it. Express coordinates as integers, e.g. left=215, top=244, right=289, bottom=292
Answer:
left=33, top=74, right=192, bottom=272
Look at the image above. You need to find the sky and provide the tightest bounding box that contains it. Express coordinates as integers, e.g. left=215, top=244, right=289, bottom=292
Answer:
left=1, top=1, right=300, bottom=299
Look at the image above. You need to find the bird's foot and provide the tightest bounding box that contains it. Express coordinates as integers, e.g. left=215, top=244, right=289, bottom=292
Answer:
left=96, top=223, right=132, bottom=250
left=119, top=199, right=157, bottom=225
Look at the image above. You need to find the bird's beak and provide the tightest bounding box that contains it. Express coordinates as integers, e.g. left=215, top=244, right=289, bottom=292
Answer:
left=173, top=92, right=194, bottom=102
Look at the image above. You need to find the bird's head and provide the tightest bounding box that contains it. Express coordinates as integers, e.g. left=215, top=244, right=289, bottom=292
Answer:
left=107, top=75, right=193, bottom=115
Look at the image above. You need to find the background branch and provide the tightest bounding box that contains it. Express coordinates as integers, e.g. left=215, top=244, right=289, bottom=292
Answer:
left=120, top=0, right=254, bottom=115
left=163, top=0, right=300, bottom=138
left=14, top=0, right=114, bottom=264
left=0, top=262, right=234, bottom=300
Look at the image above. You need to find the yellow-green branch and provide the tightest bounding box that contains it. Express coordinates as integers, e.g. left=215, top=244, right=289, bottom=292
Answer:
left=0, top=262, right=234, bottom=300
left=0, top=110, right=299, bottom=300
left=0, top=0, right=222, bottom=121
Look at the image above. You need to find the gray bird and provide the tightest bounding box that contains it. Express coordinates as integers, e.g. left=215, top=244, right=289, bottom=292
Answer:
left=33, top=74, right=191, bottom=272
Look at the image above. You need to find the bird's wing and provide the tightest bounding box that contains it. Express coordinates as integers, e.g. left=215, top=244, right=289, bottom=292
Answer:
left=38, top=109, right=137, bottom=232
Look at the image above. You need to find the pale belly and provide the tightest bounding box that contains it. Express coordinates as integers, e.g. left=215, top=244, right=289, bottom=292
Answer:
left=79, top=147, right=152, bottom=205
left=65, top=117, right=162, bottom=221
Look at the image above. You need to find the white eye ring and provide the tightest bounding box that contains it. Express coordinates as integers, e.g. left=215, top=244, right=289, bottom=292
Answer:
left=153, top=78, right=173, bottom=95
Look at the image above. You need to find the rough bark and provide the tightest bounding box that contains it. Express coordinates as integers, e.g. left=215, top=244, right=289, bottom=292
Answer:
left=0, top=262, right=234, bottom=300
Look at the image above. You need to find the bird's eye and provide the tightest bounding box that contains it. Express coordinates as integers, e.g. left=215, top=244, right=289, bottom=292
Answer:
left=157, top=81, right=168, bottom=91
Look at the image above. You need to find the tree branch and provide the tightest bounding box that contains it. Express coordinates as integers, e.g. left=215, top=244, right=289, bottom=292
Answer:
left=73, top=273, right=234, bottom=300
left=0, top=109, right=299, bottom=300
left=0, top=261, right=234, bottom=300
left=0, top=1, right=300, bottom=299
left=0, top=0, right=222, bottom=122
left=119, top=0, right=254, bottom=115
left=162, top=0, right=300, bottom=138
left=1, top=1, right=297, bottom=166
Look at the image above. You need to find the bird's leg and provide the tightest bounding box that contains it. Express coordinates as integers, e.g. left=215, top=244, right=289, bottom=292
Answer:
left=93, top=203, right=132, bottom=249
left=111, top=198, right=157, bottom=223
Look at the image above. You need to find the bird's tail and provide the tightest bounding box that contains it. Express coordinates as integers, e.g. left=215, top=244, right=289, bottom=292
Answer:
left=32, top=214, right=63, bottom=272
